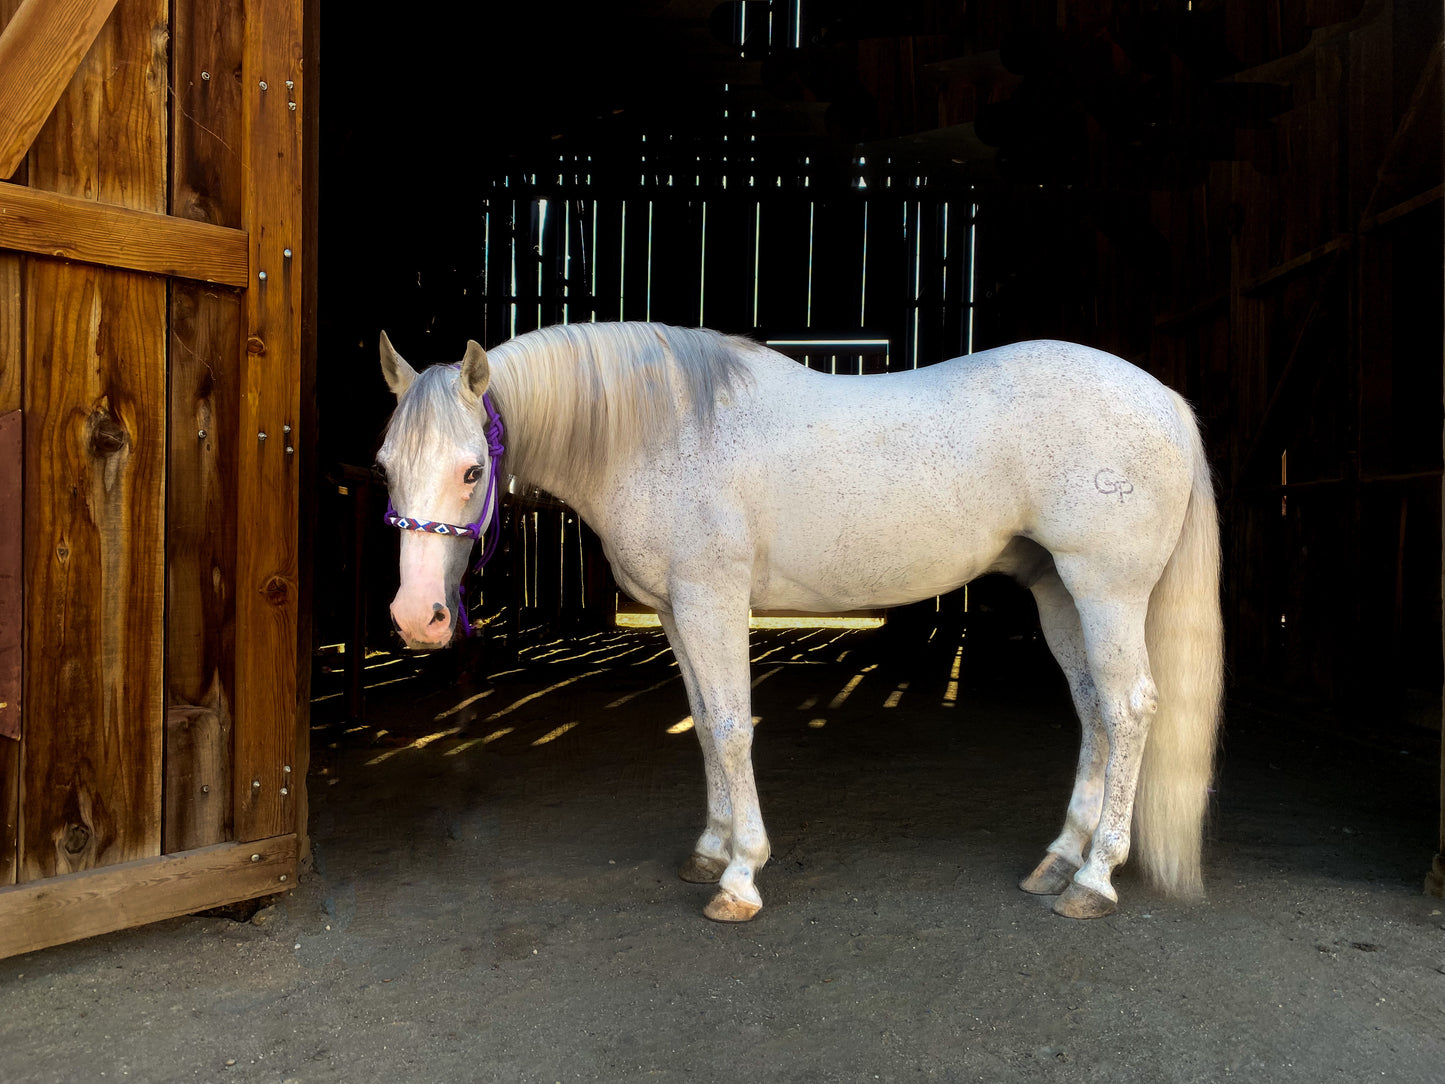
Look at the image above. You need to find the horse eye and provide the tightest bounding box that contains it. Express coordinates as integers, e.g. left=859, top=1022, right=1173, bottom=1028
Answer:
left=464, top=465, right=483, bottom=485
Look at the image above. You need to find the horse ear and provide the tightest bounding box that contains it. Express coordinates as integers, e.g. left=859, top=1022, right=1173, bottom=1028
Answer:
left=379, top=331, right=418, bottom=399
left=460, top=340, right=491, bottom=399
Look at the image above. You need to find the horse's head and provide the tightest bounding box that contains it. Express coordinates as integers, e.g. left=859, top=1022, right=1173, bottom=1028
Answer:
left=376, top=332, right=499, bottom=649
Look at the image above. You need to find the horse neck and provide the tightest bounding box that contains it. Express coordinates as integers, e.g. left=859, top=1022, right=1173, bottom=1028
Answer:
left=486, top=355, right=614, bottom=526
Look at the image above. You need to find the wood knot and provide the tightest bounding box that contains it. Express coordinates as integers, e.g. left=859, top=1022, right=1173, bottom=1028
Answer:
left=262, top=576, right=291, bottom=606
left=246, top=336, right=266, bottom=355
left=87, top=411, right=129, bottom=457
left=62, top=823, right=91, bottom=854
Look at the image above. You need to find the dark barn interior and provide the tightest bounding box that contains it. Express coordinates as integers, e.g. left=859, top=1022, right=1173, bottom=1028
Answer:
left=320, top=0, right=1444, bottom=738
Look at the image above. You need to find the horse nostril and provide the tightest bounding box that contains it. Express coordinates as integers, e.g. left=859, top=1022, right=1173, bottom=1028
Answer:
left=429, top=603, right=448, bottom=626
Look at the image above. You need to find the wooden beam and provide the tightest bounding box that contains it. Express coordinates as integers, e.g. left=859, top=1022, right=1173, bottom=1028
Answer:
left=0, top=181, right=249, bottom=286
left=0, top=0, right=121, bottom=179
left=1239, top=234, right=1351, bottom=296
left=0, top=834, right=296, bottom=959
left=234, top=0, right=305, bottom=842
left=1360, top=182, right=1445, bottom=234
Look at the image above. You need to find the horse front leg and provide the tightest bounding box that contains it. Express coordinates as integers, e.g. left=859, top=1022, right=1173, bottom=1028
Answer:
left=659, top=612, right=731, bottom=884
left=664, top=588, right=769, bottom=922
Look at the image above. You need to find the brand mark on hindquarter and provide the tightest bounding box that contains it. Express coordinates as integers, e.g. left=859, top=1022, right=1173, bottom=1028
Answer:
left=1094, top=469, right=1134, bottom=504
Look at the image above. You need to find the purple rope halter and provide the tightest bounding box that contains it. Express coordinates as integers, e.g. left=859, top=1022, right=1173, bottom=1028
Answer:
left=383, top=391, right=506, bottom=638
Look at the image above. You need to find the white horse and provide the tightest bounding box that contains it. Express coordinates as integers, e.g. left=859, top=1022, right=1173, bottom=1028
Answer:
left=376, top=322, right=1223, bottom=923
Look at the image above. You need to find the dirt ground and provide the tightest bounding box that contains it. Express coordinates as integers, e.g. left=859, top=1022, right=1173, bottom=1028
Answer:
left=1, top=623, right=1442, bottom=1083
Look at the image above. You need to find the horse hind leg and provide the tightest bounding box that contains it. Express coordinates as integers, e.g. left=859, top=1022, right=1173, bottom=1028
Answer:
left=660, top=612, right=731, bottom=885
left=1020, top=570, right=1105, bottom=897
left=1052, top=592, right=1158, bottom=920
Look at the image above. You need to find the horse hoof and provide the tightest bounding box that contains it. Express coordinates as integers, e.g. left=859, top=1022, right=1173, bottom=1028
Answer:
left=1053, top=882, right=1117, bottom=920
left=679, top=854, right=727, bottom=884
left=1020, top=853, right=1079, bottom=895
left=703, top=889, right=762, bottom=923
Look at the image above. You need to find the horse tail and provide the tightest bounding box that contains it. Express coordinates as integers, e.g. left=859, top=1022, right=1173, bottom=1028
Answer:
left=1134, top=392, right=1224, bottom=898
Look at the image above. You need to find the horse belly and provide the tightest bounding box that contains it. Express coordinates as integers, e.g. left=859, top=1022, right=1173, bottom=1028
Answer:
left=754, top=497, right=1005, bottom=612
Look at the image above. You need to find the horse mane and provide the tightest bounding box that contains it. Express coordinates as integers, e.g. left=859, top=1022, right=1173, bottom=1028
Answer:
left=484, top=322, right=755, bottom=490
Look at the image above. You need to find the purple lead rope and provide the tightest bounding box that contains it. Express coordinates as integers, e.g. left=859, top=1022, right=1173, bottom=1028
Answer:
left=383, top=391, right=506, bottom=638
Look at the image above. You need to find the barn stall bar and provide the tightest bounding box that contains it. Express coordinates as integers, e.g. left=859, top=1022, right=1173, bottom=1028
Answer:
left=0, top=0, right=315, bottom=957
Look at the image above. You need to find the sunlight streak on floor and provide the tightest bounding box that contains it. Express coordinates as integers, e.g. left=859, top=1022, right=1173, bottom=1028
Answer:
left=365, top=725, right=464, bottom=766
left=943, top=645, right=963, bottom=706
left=483, top=670, right=606, bottom=723
left=828, top=664, right=877, bottom=709
left=884, top=681, right=909, bottom=708
left=434, top=689, right=495, bottom=721
left=532, top=721, right=579, bottom=745
left=606, top=675, right=681, bottom=709
left=444, top=725, right=518, bottom=757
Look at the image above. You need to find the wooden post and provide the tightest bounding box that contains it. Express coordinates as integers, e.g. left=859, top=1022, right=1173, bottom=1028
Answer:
left=234, top=0, right=305, bottom=844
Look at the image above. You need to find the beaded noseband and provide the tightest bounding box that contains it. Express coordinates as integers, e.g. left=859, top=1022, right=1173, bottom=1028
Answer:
left=384, top=390, right=506, bottom=638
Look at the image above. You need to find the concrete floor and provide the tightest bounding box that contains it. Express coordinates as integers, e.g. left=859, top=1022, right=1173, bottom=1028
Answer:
left=1, top=624, right=1441, bottom=1083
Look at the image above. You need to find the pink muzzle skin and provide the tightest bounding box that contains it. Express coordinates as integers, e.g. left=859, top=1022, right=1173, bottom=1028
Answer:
left=384, top=391, right=505, bottom=646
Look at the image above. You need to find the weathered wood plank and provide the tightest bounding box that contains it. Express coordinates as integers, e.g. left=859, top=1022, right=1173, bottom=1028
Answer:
left=165, top=0, right=245, bottom=854
left=0, top=412, right=19, bottom=742
left=0, top=0, right=122, bottom=179
left=165, top=285, right=240, bottom=853
left=0, top=410, right=18, bottom=888
left=0, top=181, right=249, bottom=285
left=20, top=0, right=168, bottom=881
left=20, top=262, right=167, bottom=880
left=0, top=834, right=296, bottom=960
left=171, top=0, right=245, bottom=230
left=234, top=0, right=305, bottom=842
left=0, top=0, right=18, bottom=889
left=26, top=0, right=167, bottom=210
left=0, top=246, right=18, bottom=413
left=163, top=693, right=230, bottom=853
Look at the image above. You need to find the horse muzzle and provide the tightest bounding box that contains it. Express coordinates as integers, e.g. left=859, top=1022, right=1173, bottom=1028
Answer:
left=390, top=595, right=456, bottom=650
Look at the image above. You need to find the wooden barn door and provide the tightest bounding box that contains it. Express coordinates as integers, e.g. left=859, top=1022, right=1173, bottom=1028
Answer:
left=0, top=0, right=312, bottom=958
